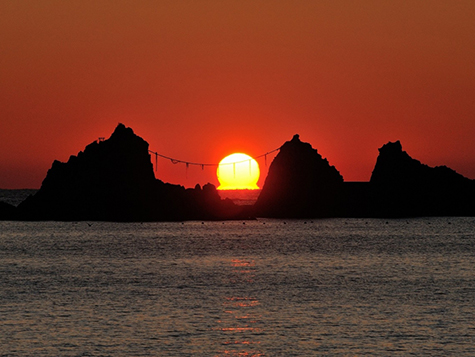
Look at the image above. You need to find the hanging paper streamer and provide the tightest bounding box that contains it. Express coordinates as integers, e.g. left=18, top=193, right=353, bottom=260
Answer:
left=147, top=146, right=281, bottom=178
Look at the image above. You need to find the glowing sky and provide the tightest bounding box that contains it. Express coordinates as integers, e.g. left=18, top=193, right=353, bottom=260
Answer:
left=1, top=1, right=474, bottom=188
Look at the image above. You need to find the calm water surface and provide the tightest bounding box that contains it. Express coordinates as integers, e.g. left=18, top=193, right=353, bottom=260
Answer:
left=1, top=218, right=475, bottom=356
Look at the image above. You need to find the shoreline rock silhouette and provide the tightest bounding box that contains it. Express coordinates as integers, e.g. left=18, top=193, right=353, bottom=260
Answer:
left=15, top=124, right=250, bottom=221
left=0, top=201, right=16, bottom=220
left=255, top=137, right=475, bottom=218
left=1, top=126, right=474, bottom=220
left=254, top=134, right=344, bottom=218
left=368, top=140, right=475, bottom=217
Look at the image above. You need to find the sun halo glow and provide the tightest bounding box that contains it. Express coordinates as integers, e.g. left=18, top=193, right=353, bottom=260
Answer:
left=217, top=153, right=260, bottom=190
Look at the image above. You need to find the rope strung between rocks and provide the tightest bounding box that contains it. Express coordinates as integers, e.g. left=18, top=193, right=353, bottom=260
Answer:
left=148, top=147, right=281, bottom=172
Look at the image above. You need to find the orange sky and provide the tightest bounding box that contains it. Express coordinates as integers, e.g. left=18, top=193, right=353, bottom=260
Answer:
left=1, top=1, right=474, bottom=189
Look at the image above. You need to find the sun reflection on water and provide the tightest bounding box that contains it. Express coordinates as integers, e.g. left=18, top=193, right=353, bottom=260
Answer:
left=214, top=258, right=264, bottom=356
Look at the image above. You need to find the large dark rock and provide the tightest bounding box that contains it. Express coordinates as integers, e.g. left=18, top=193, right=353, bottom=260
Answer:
left=18, top=124, right=157, bottom=220
left=0, top=201, right=16, bottom=220
left=254, top=134, right=343, bottom=217
left=368, top=140, right=475, bottom=217
left=253, top=136, right=475, bottom=218
left=17, top=124, right=247, bottom=221
left=13, top=127, right=475, bottom=220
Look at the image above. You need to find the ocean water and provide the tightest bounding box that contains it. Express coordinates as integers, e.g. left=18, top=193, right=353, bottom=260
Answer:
left=1, top=218, right=475, bottom=356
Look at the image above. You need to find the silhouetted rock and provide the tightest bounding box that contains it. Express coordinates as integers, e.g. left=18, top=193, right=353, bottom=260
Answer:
left=253, top=137, right=475, bottom=218
left=368, top=140, right=475, bottom=217
left=339, top=182, right=373, bottom=217
left=0, top=201, right=16, bottom=220
left=10, top=127, right=475, bottom=220
left=254, top=134, right=343, bottom=217
left=17, top=124, right=247, bottom=221
left=184, top=183, right=251, bottom=220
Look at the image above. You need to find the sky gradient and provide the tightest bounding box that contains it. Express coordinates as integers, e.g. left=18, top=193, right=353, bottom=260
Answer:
left=1, top=1, right=474, bottom=189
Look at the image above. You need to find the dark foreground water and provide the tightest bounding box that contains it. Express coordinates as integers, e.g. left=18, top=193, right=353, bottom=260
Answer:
left=1, top=218, right=475, bottom=356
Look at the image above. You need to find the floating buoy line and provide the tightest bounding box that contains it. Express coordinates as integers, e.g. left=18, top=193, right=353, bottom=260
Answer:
left=148, top=147, right=281, bottom=177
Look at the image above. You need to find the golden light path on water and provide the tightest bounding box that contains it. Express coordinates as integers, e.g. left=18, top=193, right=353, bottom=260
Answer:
left=3, top=219, right=475, bottom=356
left=214, top=258, right=263, bottom=357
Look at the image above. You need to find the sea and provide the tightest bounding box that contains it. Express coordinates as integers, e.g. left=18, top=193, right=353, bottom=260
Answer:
left=1, top=191, right=475, bottom=356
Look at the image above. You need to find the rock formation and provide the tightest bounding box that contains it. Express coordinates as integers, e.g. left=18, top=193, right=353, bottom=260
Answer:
left=0, top=201, right=16, bottom=220
left=368, top=140, right=475, bottom=217
left=17, top=124, right=248, bottom=221
left=6, top=128, right=475, bottom=220
left=254, top=137, right=475, bottom=218
left=254, top=134, right=343, bottom=217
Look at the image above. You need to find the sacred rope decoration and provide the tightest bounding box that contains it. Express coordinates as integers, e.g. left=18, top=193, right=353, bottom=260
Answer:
left=148, top=147, right=281, bottom=177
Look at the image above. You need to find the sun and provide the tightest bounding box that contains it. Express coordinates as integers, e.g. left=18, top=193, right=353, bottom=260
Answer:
left=217, top=153, right=260, bottom=190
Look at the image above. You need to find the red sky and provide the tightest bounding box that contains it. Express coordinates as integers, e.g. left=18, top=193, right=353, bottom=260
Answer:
left=1, top=1, right=474, bottom=189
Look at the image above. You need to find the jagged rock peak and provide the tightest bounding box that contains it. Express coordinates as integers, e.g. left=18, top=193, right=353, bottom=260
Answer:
left=368, top=140, right=475, bottom=216
left=14, top=124, right=253, bottom=221
left=278, top=133, right=342, bottom=176
left=373, top=140, right=415, bottom=167
left=370, top=140, right=421, bottom=184
left=275, top=134, right=342, bottom=179
left=277, top=134, right=318, bottom=160
left=110, top=123, right=137, bottom=140
left=61, top=123, right=154, bottom=184
left=378, top=140, right=403, bottom=154
left=370, top=140, right=470, bottom=185
left=17, top=123, right=157, bottom=220
left=103, top=123, right=149, bottom=151
left=255, top=134, right=343, bottom=217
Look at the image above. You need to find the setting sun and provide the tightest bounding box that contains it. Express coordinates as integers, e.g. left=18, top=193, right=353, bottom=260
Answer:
left=217, top=153, right=260, bottom=190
